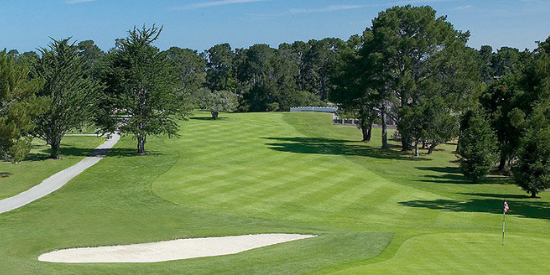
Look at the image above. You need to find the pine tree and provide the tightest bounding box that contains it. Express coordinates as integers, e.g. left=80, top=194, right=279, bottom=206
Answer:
left=458, top=110, right=498, bottom=183
left=103, top=25, right=192, bottom=154
left=34, top=38, right=101, bottom=159
left=0, top=50, right=45, bottom=162
left=513, top=102, right=550, bottom=198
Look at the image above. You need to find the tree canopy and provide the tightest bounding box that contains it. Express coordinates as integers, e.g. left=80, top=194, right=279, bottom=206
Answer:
left=0, top=50, right=45, bottom=162
left=102, top=25, right=192, bottom=154
left=33, top=38, right=101, bottom=159
left=199, top=90, right=238, bottom=119
left=457, top=109, right=498, bottom=183
left=337, top=5, right=478, bottom=151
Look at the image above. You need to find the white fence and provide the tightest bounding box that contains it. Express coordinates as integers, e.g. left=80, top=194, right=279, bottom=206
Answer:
left=290, top=107, right=338, bottom=113
left=289, top=106, right=365, bottom=126
left=331, top=113, right=360, bottom=126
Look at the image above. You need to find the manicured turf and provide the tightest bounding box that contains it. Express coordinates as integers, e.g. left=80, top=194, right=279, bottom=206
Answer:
left=337, top=233, right=550, bottom=274
left=0, top=111, right=548, bottom=274
left=0, top=136, right=104, bottom=199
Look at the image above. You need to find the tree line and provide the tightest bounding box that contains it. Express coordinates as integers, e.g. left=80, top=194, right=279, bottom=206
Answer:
left=328, top=5, right=550, bottom=198
left=1, top=5, right=549, bottom=197
left=1, top=24, right=352, bottom=159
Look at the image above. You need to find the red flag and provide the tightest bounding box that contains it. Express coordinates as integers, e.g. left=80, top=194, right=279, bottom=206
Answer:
left=504, top=200, right=509, bottom=213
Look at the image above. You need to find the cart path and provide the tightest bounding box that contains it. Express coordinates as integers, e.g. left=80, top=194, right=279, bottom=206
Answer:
left=0, top=134, right=120, bottom=214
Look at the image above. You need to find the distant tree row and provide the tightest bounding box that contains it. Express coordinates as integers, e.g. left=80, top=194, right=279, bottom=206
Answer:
left=0, top=23, right=365, bottom=159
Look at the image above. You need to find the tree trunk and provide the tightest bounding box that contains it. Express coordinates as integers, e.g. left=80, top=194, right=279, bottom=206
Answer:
left=401, top=134, right=413, bottom=151
left=211, top=110, right=219, bottom=120
left=428, top=143, right=437, bottom=154
left=498, top=154, right=507, bottom=171
left=361, top=122, right=372, bottom=142
left=414, top=140, right=419, bottom=157
left=381, top=105, right=390, bottom=149
left=50, top=135, right=62, bottom=159
left=137, top=133, right=146, bottom=154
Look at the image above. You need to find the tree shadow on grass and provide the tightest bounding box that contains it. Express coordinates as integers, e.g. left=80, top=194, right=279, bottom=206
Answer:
left=24, top=146, right=95, bottom=161
left=415, top=166, right=470, bottom=184
left=460, top=193, right=531, bottom=199
left=418, top=166, right=461, bottom=174
left=24, top=146, right=138, bottom=161
left=484, top=176, right=513, bottom=185
left=105, top=147, right=152, bottom=158
left=0, top=172, right=12, bottom=178
left=264, top=137, right=429, bottom=161
left=399, top=198, right=550, bottom=220
left=416, top=166, right=513, bottom=185
left=190, top=117, right=230, bottom=121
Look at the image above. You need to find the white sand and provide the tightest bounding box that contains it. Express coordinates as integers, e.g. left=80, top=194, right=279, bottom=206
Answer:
left=38, top=234, right=316, bottom=263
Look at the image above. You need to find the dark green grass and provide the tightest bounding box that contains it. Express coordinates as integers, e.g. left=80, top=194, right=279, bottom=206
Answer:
left=0, top=111, right=548, bottom=274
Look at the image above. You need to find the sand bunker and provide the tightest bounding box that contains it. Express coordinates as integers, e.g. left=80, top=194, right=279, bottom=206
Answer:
left=38, top=234, right=315, bottom=263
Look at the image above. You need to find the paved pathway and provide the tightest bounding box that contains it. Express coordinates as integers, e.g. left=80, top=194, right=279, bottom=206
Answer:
left=0, top=134, right=120, bottom=214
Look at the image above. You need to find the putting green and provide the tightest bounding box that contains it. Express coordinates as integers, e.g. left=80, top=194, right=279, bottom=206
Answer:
left=336, top=233, right=550, bottom=274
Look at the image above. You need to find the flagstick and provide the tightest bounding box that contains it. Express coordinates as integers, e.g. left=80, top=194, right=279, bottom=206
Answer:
left=502, top=208, right=506, bottom=245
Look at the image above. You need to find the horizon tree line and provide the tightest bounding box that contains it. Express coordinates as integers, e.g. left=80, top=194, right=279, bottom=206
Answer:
left=1, top=5, right=549, bottom=197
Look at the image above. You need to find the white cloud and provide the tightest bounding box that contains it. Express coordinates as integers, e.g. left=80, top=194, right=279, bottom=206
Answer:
left=173, top=0, right=266, bottom=10
left=393, top=0, right=458, bottom=5
left=250, top=4, right=365, bottom=18
left=456, top=5, right=472, bottom=10
left=65, top=0, right=95, bottom=4
left=289, top=5, right=364, bottom=14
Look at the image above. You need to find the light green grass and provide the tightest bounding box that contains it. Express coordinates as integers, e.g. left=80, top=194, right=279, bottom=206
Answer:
left=0, top=111, right=548, bottom=274
left=335, top=233, right=550, bottom=274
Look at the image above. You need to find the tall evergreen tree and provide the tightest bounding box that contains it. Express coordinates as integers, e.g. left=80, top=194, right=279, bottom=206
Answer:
left=34, top=38, right=100, bottom=159
left=77, top=40, right=105, bottom=79
left=205, top=43, right=235, bottom=92
left=512, top=37, right=550, bottom=197
left=458, top=109, right=498, bottom=183
left=303, top=38, right=344, bottom=101
left=103, top=25, right=191, bottom=154
left=480, top=76, right=525, bottom=171
left=513, top=101, right=550, bottom=197
left=357, top=5, right=477, bottom=150
left=162, top=47, right=206, bottom=97
left=330, top=35, right=378, bottom=143
left=0, top=50, right=45, bottom=162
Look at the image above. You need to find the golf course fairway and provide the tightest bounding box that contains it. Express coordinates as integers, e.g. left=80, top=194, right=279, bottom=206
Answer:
left=0, top=111, right=548, bottom=274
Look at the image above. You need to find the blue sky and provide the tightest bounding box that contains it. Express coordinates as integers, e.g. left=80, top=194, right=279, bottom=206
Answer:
left=1, top=0, right=549, bottom=53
